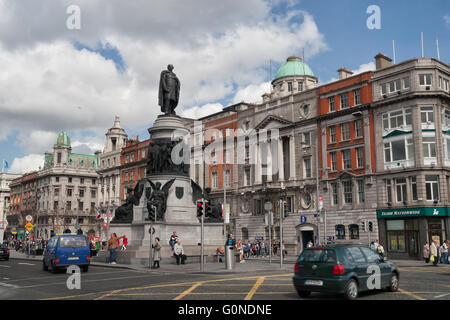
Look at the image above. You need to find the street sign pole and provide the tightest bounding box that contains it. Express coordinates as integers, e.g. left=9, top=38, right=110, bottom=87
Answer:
left=269, top=211, right=272, bottom=264
left=201, top=198, right=204, bottom=272
left=280, top=199, right=283, bottom=269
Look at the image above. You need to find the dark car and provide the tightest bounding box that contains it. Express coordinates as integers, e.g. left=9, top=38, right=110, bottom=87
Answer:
left=293, top=244, right=399, bottom=300
left=0, top=244, right=10, bottom=260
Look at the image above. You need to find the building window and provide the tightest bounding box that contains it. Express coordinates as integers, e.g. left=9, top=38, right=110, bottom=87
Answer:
left=57, top=153, right=62, bottom=164
left=342, top=150, right=351, bottom=170
left=303, top=132, right=310, bottom=145
left=54, top=201, right=58, bottom=211
left=66, top=201, right=71, bottom=211
left=421, top=106, right=434, bottom=124
left=56, top=177, right=60, bottom=183
left=224, top=150, right=230, bottom=164
left=395, top=178, right=407, bottom=203
left=355, top=119, right=363, bottom=138
left=425, top=176, right=439, bottom=201
left=442, top=109, right=450, bottom=127
left=288, top=82, right=293, bottom=92
left=78, top=201, right=83, bottom=211
left=80, top=178, right=84, bottom=184
left=67, top=188, right=72, bottom=197
left=212, top=172, right=218, bottom=188
left=331, top=183, right=339, bottom=205
left=131, top=153, right=134, bottom=162
left=382, top=108, right=412, bottom=130
left=388, top=79, right=401, bottom=93
left=353, top=89, right=361, bottom=105
left=439, top=76, right=449, bottom=92
left=386, top=180, right=392, bottom=203
left=79, top=189, right=85, bottom=198
left=330, top=152, right=337, bottom=171
left=340, top=93, right=348, bottom=109
left=387, top=220, right=406, bottom=252
left=304, top=158, right=311, bottom=178
left=419, top=74, right=432, bottom=86
left=245, top=145, right=250, bottom=159
left=356, top=147, right=364, bottom=168
left=341, top=123, right=350, bottom=141
left=211, top=151, right=217, bottom=164
left=381, top=83, right=387, bottom=95
left=357, top=180, right=364, bottom=203
left=411, top=176, right=418, bottom=201
left=384, top=137, right=414, bottom=162
left=423, top=136, right=436, bottom=158
left=298, top=82, right=303, bottom=92
left=91, top=189, right=96, bottom=198
left=225, top=170, right=231, bottom=187
left=125, top=155, right=129, bottom=163
left=335, top=225, right=345, bottom=240
left=403, top=77, right=410, bottom=89
left=242, top=228, right=249, bottom=240
left=245, top=168, right=251, bottom=186
left=349, top=224, right=359, bottom=240
left=330, top=126, right=336, bottom=143
left=343, top=180, right=353, bottom=204
left=329, top=97, right=335, bottom=112
left=54, top=188, right=59, bottom=196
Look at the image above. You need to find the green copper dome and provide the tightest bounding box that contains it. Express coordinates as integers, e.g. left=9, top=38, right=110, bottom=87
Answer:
left=55, top=131, right=71, bottom=147
left=274, top=56, right=314, bottom=79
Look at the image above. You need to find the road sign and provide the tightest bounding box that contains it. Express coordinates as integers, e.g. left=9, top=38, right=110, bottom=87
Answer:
left=25, top=215, right=33, bottom=223
left=318, top=196, right=323, bottom=211
left=25, top=222, right=34, bottom=231
left=300, top=216, right=307, bottom=223
left=264, top=202, right=272, bottom=211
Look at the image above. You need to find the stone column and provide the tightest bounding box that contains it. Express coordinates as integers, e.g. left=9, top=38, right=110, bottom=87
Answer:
left=255, top=142, right=262, bottom=184
left=267, top=140, right=273, bottom=182
left=289, top=134, right=296, bottom=180
left=278, top=137, right=285, bottom=181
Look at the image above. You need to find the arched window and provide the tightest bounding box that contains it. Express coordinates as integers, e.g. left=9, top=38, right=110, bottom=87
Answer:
left=349, top=224, right=359, bottom=240
left=335, top=225, right=345, bottom=240
left=241, top=227, right=249, bottom=240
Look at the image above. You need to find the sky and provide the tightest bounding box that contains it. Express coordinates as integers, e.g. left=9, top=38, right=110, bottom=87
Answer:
left=0, top=0, right=449, bottom=174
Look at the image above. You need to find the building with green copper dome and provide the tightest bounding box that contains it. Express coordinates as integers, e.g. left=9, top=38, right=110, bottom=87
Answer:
left=264, top=56, right=318, bottom=102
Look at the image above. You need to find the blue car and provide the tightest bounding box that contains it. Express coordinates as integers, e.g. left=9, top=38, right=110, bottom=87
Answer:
left=43, top=234, right=91, bottom=273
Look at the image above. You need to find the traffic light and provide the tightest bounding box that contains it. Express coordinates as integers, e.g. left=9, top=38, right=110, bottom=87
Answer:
left=361, top=221, right=366, bottom=232
left=196, top=201, right=203, bottom=217
left=368, top=221, right=373, bottom=232
left=205, top=201, right=212, bottom=216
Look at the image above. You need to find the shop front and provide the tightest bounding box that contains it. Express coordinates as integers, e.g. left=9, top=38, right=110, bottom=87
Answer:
left=377, top=207, right=449, bottom=260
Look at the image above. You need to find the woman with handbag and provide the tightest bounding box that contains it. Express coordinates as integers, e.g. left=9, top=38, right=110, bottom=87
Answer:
left=423, top=242, right=430, bottom=263
left=152, top=237, right=161, bottom=268
left=430, top=240, right=439, bottom=266
left=173, top=239, right=185, bottom=265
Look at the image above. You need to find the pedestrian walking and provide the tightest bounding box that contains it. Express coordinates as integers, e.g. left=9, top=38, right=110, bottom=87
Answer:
left=216, top=247, right=225, bottom=262
left=236, top=240, right=245, bottom=263
left=173, top=239, right=185, bottom=265
left=377, top=243, right=385, bottom=257
left=260, top=240, right=265, bottom=257
left=439, top=240, right=448, bottom=264
left=108, top=233, right=123, bottom=264
left=121, top=235, right=128, bottom=251
left=430, top=240, right=439, bottom=266
left=151, top=237, right=161, bottom=268
left=423, top=242, right=430, bottom=263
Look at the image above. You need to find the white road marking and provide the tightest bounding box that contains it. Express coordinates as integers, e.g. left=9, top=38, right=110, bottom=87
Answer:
left=18, top=263, right=35, bottom=266
left=0, top=282, right=21, bottom=289
left=4, top=270, right=145, bottom=283
left=0, top=265, right=11, bottom=268
left=434, top=293, right=450, bottom=299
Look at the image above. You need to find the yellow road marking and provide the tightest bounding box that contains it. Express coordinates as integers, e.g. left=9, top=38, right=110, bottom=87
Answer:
left=41, top=291, right=107, bottom=300
left=173, top=282, right=204, bottom=300
left=244, top=277, right=265, bottom=300
left=398, top=288, right=426, bottom=300
left=94, top=289, right=121, bottom=301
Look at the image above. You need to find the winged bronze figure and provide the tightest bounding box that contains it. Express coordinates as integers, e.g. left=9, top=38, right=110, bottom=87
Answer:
left=111, top=180, right=144, bottom=223
left=146, top=178, right=175, bottom=221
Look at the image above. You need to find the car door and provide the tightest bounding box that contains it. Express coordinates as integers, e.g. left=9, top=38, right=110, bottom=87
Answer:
left=344, top=247, right=369, bottom=292
left=45, top=238, right=56, bottom=265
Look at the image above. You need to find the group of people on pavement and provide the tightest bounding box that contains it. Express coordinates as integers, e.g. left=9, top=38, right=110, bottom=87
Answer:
left=107, top=233, right=127, bottom=264
left=423, top=240, right=449, bottom=266
left=369, top=240, right=385, bottom=257
left=169, top=231, right=185, bottom=265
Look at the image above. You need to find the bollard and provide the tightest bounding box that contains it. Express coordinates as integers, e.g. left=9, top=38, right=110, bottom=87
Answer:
left=225, top=245, right=234, bottom=270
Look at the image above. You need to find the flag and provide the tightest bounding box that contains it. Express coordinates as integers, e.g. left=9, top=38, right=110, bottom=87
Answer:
left=2, top=160, right=8, bottom=171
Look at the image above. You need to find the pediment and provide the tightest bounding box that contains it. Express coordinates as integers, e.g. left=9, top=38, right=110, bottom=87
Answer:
left=255, top=115, right=293, bottom=130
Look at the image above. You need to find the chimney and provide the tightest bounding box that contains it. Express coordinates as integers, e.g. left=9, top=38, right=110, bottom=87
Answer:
left=337, top=67, right=353, bottom=80
left=374, top=52, right=392, bottom=70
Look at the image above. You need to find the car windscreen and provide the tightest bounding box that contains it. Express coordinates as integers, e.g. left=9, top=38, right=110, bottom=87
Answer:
left=298, top=249, right=337, bottom=263
left=59, top=236, right=88, bottom=248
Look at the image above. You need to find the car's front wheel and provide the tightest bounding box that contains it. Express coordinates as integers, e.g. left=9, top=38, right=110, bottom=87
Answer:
left=387, top=273, right=399, bottom=292
left=296, top=289, right=311, bottom=298
left=344, top=279, right=359, bottom=300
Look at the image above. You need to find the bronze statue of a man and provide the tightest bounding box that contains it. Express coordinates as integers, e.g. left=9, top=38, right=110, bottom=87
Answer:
left=158, top=64, right=180, bottom=115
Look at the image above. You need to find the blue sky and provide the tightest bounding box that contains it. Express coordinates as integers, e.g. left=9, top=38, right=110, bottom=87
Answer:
left=0, top=0, right=448, bottom=173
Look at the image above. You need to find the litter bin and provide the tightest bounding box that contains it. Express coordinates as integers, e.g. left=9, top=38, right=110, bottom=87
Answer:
left=225, top=245, right=235, bottom=270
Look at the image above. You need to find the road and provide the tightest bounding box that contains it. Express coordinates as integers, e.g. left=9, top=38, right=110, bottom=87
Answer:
left=0, top=259, right=449, bottom=300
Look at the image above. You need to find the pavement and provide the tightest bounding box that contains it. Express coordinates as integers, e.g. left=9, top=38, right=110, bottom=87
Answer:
left=8, top=249, right=450, bottom=274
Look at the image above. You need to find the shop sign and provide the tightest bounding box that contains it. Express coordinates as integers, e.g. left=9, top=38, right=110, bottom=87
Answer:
left=377, top=207, right=448, bottom=219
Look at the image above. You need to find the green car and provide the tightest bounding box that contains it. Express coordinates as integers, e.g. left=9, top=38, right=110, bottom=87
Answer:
left=293, top=244, right=399, bottom=300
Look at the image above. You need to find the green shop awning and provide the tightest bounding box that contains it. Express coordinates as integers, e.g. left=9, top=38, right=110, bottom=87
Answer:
left=377, top=207, right=449, bottom=219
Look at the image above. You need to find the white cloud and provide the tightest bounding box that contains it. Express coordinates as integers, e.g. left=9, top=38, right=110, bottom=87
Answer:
left=444, top=14, right=450, bottom=28
left=232, top=82, right=271, bottom=104
left=351, top=62, right=375, bottom=75
left=180, top=103, right=224, bottom=119
left=9, top=154, right=44, bottom=174
left=0, top=1, right=328, bottom=158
